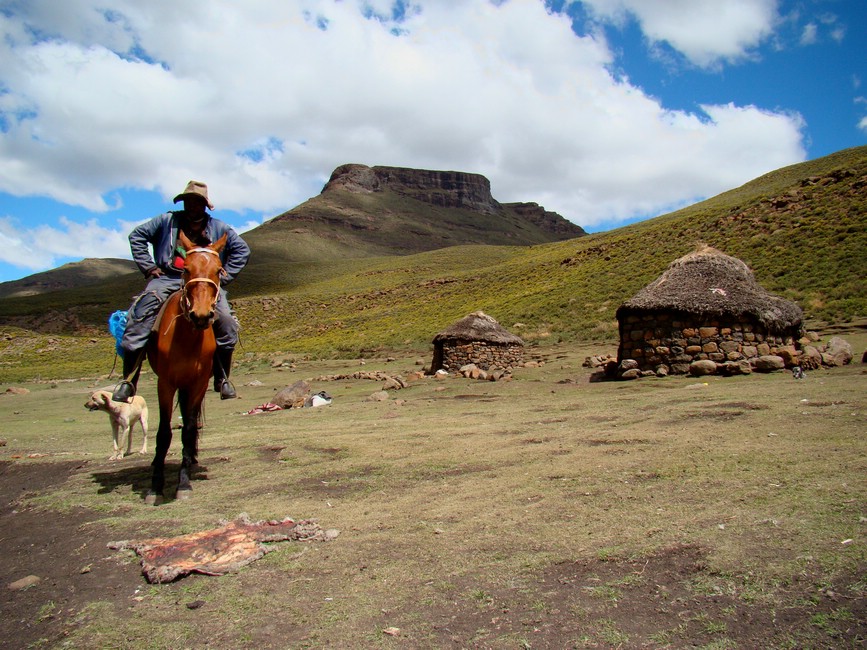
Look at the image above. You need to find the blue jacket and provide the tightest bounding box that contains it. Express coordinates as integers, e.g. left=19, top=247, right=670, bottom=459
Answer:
left=129, top=211, right=250, bottom=285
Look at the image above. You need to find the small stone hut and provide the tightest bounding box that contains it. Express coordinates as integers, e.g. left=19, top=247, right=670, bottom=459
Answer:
left=616, top=246, right=804, bottom=375
left=431, top=311, right=524, bottom=373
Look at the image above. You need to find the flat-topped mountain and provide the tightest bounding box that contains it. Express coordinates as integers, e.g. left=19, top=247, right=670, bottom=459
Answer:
left=322, top=164, right=582, bottom=237
left=322, top=164, right=502, bottom=213
left=245, top=164, right=586, bottom=264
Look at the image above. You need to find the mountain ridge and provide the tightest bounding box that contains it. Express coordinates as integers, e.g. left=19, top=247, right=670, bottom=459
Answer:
left=0, top=164, right=586, bottom=301
left=0, top=147, right=864, bottom=375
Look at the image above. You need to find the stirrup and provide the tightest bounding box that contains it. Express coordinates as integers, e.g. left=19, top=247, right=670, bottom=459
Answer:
left=218, top=379, right=237, bottom=400
left=112, top=380, right=136, bottom=403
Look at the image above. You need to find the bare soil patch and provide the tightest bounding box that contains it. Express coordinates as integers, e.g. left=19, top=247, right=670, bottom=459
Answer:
left=0, top=461, right=142, bottom=650
left=379, top=544, right=866, bottom=648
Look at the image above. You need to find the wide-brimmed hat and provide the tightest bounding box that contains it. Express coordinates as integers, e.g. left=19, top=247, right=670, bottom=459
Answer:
left=173, top=180, right=214, bottom=210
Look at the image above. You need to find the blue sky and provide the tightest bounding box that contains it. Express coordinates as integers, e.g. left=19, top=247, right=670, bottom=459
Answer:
left=0, top=0, right=864, bottom=284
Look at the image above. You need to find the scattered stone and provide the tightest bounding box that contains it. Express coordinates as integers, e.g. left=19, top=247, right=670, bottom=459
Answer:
left=752, top=355, right=786, bottom=372
left=799, top=345, right=823, bottom=370
left=270, top=359, right=295, bottom=369
left=459, top=363, right=485, bottom=380
left=584, top=354, right=615, bottom=368
left=273, top=380, right=311, bottom=409
left=366, top=391, right=390, bottom=402
left=488, top=367, right=508, bottom=381
left=689, top=359, right=718, bottom=376
left=823, top=337, right=853, bottom=367
left=619, top=359, right=639, bottom=372
left=776, top=346, right=799, bottom=367
left=719, top=360, right=751, bottom=376
left=315, top=370, right=406, bottom=386
left=4, top=387, right=30, bottom=396
left=8, top=575, right=40, bottom=591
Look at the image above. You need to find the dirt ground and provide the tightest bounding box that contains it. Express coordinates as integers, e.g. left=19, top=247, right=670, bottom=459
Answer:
left=1, top=342, right=866, bottom=649
left=1, top=458, right=864, bottom=649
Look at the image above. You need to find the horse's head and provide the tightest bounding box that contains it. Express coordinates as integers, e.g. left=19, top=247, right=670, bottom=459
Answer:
left=177, top=231, right=228, bottom=330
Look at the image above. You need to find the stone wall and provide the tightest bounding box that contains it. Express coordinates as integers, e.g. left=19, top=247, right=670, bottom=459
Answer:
left=617, top=312, right=801, bottom=376
left=436, top=341, right=524, bottom=372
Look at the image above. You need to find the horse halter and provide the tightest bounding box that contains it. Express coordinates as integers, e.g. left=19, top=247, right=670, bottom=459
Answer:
left=180, top=246, right=223, bottom=320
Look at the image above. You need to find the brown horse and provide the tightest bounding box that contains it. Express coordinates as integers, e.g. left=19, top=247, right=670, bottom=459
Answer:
left=145, top=230, right=228, bottom=505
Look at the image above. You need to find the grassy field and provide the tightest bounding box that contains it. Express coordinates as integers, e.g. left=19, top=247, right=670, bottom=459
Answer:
left=1, top=334, right=864, bottom=648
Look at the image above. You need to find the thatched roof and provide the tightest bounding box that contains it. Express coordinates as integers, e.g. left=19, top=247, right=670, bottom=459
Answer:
left=433, top=311, right=524, bottom=345
left=616, top=246, right=803, bottom=331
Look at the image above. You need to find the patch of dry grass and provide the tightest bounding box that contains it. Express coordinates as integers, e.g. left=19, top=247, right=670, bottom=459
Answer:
left=1, top=337, right=865, bottom=647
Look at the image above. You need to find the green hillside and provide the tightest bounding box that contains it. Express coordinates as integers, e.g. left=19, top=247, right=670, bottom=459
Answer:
left=0, top=146, right=864, bottom=381
left=237, top=182, right=586, bottom=294
left=0, top=258, right=138, bottom=300
left=231, top=145, right=867, bottom=355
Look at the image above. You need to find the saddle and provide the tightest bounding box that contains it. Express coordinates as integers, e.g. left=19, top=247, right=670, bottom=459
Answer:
left=151, top=290, right=183, bottom=334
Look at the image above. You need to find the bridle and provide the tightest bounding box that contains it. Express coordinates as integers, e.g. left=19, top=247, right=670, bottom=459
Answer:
left=180, top=247, right=223, bottom=320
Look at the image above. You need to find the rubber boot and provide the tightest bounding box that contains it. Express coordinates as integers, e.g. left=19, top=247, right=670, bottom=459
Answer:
left=112, top=347, right=145, bottom=403
left=213, top=347, right=237, bottom=399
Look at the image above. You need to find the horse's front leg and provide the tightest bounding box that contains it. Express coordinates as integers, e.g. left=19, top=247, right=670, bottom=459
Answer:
left=175, top=388, right=203, bottom=500
left=146, top=382, right=175, bottom=505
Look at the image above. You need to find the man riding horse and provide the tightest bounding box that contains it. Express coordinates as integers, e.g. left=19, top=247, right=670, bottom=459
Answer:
left=112, top=180, right=251, bottom=403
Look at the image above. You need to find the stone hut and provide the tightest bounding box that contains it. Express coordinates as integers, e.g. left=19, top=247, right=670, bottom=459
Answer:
left=616, top=246, right=804, bottom=375
left=431, top=311, right=524, bottom=373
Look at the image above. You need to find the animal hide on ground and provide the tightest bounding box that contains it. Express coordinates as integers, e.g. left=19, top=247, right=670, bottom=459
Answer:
left=108, top=513, right=338, bottom=583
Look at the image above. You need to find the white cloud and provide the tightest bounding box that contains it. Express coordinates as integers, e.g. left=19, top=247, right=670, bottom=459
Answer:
left=0, top=0, right=805, bottom=243
left=800, top=22, right=818, bottom=45
left=237, top=219, right=265, bottom=234
left=0, top=215, right=134, bottom=270
left=579, top=0, right=779, bottom=68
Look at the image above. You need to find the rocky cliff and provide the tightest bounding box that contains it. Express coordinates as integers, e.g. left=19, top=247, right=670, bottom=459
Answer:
left=504, top=202, right=587, bottom=238
left=323, top=164, right=502, bottom=214
left=321, top=164, right=587, bottom=241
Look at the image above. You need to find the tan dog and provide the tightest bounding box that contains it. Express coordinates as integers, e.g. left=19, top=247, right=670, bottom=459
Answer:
left=85, top=390, right=149, bottom=461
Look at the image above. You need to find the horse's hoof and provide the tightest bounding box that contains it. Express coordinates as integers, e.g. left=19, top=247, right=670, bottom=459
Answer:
left=175, top=489, right=193, bottom=501
left=144, top=491, right=164, bottom=506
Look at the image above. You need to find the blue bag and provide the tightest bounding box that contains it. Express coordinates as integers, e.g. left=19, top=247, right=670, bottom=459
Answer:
left=108, top=310, right=128, bottom=357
